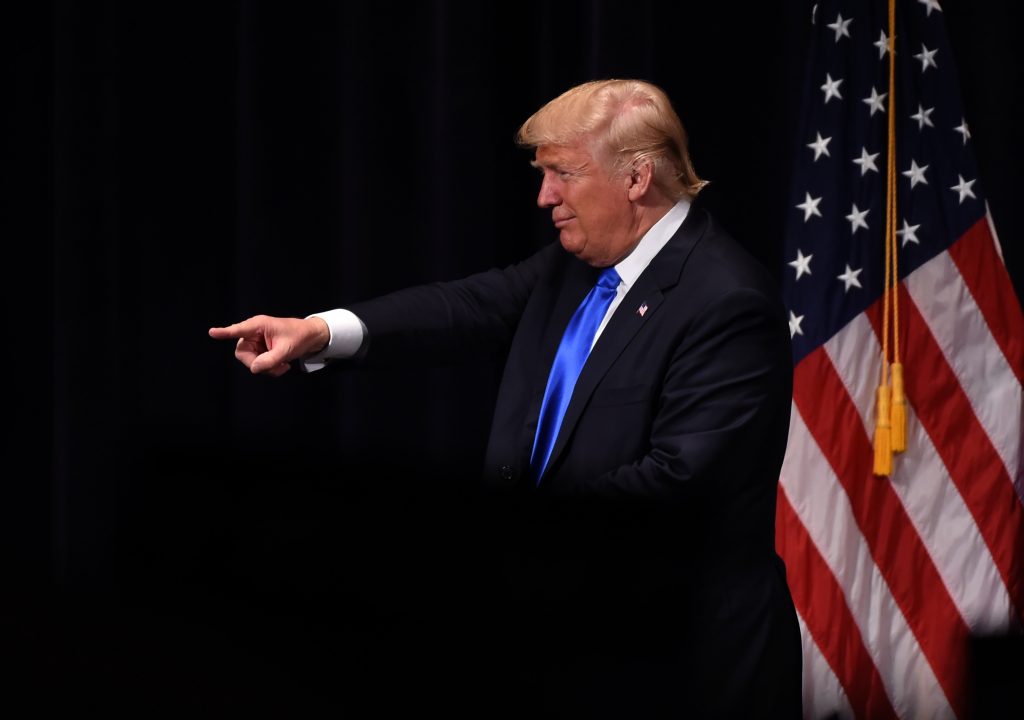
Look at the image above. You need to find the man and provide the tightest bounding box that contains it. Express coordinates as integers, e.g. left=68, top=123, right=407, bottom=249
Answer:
left=211, top=79, right=801, bottom=717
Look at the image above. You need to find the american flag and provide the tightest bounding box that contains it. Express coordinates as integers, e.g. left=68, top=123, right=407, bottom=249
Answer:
left=777, top=1, right=1024, bottom=718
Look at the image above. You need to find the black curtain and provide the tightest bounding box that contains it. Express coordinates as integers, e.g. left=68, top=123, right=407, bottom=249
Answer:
left=3, top=0, right=1021, bottom=714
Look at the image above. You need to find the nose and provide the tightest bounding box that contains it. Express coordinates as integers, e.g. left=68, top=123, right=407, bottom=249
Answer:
left=537, top=174, right=560, bottom=208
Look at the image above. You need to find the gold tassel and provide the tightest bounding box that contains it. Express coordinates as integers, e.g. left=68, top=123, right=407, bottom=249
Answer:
left=890, top=362, right=907, bottom=453
left=874, top=383, right=892, bottom=476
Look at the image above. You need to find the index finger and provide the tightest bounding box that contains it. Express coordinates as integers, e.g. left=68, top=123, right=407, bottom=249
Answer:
left=208, top=318, right=261, bottom=340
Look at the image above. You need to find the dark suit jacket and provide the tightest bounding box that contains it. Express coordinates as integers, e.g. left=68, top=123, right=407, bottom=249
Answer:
left=346, top=205, right=801, bottom=717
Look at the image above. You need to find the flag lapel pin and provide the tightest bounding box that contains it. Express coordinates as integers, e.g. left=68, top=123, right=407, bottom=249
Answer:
left=637, top=303, right=648, bottom=317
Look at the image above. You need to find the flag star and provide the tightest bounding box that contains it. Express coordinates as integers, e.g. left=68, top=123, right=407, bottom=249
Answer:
left=911, top=103, right=935, bottom=130
left=796, top=192, right=823, bottom=221
left=807, top=132, right=832, bottom=161
left=874, top=29, right=891, bottom=59
left=821, top=73, right=844, bottom=103
left=954, top=118, right=971, bottom=145
left=897, top=218, right=922, bottom=246
left=853, top=147, right=880, bottom=176
left=789, top=249, right=814, bottom=280
left=837, top=264, right=863, bottom=292
left=914, top=43, right=938, bottom=73
left=918, top=0, right=942, bottom=17
left=902, top=159, right=929, bottom=188
left=846, top=203, right=870, bottom=234
left=863, top=87, right=887, bottom=116
left=789, top=311, right=805, bottom=338
left=951, top=174, right=977, bottom=204
left=827, top=13, right=852, bottom=42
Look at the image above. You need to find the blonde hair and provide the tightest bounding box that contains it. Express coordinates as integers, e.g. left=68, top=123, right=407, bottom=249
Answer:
left=516, top=79, right=707, bottom=199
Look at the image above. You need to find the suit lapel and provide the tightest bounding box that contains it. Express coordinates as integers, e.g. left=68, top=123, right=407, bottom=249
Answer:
left=541, top=207, right=710, bottom=479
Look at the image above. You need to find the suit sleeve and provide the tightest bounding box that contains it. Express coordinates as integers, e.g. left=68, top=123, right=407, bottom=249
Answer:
left=585, top=286, right=793, bottom=502
left=344, top=242, right=562, bottom=365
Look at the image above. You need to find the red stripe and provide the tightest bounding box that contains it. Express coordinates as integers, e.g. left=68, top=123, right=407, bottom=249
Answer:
left=947, top=219, right=1024, bottom=383
left=876, top=286, right=1024, bottom=625
left=794, top=347, right=969, bottom=718
left=776, top=486, right=899, bottom=720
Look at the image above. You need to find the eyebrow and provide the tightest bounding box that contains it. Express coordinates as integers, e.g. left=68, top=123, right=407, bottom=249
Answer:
left=529, top=159, right=587, bottom=173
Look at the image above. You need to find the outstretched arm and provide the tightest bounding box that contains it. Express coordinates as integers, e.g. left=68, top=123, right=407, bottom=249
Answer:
left=210, top=244, right=560, bottom=374
left=208, top=315, right=330, bottom=376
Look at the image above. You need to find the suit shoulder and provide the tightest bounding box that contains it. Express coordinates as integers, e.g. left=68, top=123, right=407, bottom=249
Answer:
left=686, top=210, right=780, bottom=299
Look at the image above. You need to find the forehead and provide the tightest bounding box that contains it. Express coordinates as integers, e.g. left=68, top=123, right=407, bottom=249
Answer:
left=532, top=143, right=594, bottom=169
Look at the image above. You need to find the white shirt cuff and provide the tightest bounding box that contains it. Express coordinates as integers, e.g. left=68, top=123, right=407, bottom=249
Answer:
left=301, top=309, right=366, bottom=372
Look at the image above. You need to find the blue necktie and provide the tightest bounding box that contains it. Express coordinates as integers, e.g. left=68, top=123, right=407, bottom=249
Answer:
left=530, top=266, right=621, bottom=483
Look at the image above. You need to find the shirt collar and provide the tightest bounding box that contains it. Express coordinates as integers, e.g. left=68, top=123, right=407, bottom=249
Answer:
left=613, top=198, right=691, bottom=288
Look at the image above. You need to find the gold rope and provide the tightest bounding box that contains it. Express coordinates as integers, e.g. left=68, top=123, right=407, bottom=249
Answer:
left=889, top=0, right=907, bottom=454
left=874, top=0, right=899, bottom=475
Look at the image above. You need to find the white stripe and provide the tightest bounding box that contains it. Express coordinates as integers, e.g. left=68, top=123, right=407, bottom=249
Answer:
left=905, top=248, right=1023, bottom=493
left=782, top=408, right=953, bottom=719
left=986, top=204, right=1004, bottom=264
left=795, top=611, right=855, bottom=720
left=987, top=209, right=1024, bottom=505
left=825, top=312, right=1015, bottom=632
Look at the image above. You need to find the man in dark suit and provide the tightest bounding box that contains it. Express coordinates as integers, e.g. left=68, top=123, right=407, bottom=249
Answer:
left=211, top=79, right=801, bottom=717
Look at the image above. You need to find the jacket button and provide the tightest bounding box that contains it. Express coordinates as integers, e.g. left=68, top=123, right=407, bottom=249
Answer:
left=500, top=465, right=514, bottom=481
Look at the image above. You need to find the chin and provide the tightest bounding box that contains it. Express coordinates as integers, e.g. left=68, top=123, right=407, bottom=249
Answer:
left=559, top=233, right=584, bottom=255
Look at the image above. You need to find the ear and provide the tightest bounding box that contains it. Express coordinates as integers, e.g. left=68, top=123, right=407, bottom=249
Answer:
left=626, top=160, right=654, bottom=201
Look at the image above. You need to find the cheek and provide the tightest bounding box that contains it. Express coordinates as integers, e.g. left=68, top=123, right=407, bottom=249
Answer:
left=582, top=204, right=616, bottom=238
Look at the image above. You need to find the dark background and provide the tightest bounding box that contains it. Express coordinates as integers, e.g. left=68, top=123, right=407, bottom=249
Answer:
left=2, top=0, right=1021, bottom=714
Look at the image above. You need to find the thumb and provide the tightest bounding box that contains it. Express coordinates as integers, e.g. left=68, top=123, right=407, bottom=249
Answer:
left=250, top=345, right=292, bottom=374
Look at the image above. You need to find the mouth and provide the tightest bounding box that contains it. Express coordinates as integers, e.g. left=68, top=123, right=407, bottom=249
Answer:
left=553, top=216, right=575, bottom=229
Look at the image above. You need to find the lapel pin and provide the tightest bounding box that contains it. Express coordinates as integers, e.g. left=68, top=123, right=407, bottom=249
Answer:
left=637, top=303, right=648, bottom=317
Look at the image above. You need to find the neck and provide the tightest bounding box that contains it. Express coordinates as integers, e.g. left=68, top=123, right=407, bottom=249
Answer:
left=636, top=197, right=676, bottom=234
left=622, top=192, right=677, bottom=258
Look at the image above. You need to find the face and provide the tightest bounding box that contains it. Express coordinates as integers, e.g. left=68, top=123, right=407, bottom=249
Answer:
left=532, top=143, right=639, bottom=267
